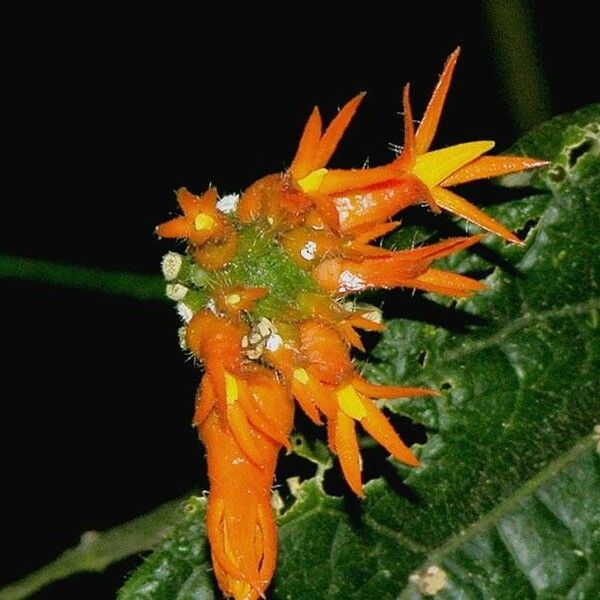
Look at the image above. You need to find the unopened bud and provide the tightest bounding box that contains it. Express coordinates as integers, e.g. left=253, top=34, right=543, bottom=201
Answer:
left=161, top=252, right=183, bottom=281
left=166, top=283, right=189, bottom=301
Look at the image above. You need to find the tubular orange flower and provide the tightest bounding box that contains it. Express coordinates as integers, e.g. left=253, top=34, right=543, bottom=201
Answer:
left=394, top=48, right=548, bottom=244
left=157, top=50, right=547, bottom=599
left=280, top=47, right=547, bottom=240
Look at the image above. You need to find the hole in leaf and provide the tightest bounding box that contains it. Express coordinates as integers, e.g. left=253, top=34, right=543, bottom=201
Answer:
left=440, top=381, right=453, bottom=391
left=567, top=138, right=596, bottom=167
left=465, top=266, right=495, bottom=280
left=323, top=462, right=351, bottom=497
left=387, top=413, right=428, bottom=446
left=276, top=452, right=318, bottom=493
left=515, top=218, right=540, bottom=241
left=417, top=350, right=427, bottom=367
left=547, top=165, right=566, bottom=183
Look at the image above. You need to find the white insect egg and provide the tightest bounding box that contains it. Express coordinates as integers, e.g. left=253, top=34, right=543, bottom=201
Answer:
left=338, top=270, right=365, bottom=293
left=161, top=251, right=183, bottom=281
left=334, top=196, right=352, bottom=223
left=216, top=193, right=239, bottom=214
left=265, top=333, right=282, bottom=352
left=300, top=240, right=317, bottom=261
left=166, top=283, right=189, bottom=301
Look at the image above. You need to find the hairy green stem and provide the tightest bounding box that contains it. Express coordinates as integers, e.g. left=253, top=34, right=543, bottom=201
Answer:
left=0, top=255, right=165, bottom=301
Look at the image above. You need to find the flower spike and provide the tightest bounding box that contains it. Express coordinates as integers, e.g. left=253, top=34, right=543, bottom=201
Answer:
left=158, top=50, right=547, bottom=599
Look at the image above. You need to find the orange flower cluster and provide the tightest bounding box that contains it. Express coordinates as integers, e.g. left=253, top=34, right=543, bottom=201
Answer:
left=158, top=49, right=545, bottom=600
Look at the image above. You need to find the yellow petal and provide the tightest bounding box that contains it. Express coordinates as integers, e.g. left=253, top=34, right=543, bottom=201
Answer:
left=293, top=368, right=310, bottom=384
left=336, top=385, right=367, bottom=420
left=224, top=372, right=239, bottom=405
left=412, top=141, right=495, bottom=188
left=297, top=167, right=328, bottom=194
left=194, top=213, right=215, bottom=231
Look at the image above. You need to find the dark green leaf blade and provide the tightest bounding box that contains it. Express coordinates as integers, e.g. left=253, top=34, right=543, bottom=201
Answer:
left=6, top=107, right=598, bottom=600
left=120, top=105, right=600, bottom=599
left=360, top=104, right=600, bottom=599
left=118, top=497, right=215, bottom=600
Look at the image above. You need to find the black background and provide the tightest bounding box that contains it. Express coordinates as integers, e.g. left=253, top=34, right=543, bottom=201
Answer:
left=2, top=4, right=597, bottom=598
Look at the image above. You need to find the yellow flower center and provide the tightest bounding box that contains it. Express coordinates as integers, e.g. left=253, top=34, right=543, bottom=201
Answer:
left=412, top=141, right=495, bottom=187
left=297, top=168, right=328, bottom=194
left=224, top=372, right=239, bottom=405
left=293, top=368, right=310, bottom=384
left=336, top=385, right=367, bottom=420
left=225, top=293, right=241, bottom=306
left=194, top=213, right=215, bottom=231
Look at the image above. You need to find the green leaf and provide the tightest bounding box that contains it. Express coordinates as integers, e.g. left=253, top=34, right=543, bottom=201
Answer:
left=118, top=497, right=215, bottom=600
left=93, top=440, right=600, bottom=600
left=119, top=105, right=600, bottom=599
left=3, top=106, right=598, bottom=600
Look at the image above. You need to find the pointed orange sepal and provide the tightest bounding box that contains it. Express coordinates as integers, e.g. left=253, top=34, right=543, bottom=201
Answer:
left=318, top=166, right=401, bottom=195
left=415, top=47, right=460, bottom=154
left=290, top=106, right=323, bottom=181
left=405, top=268, right=487, bottom=297
left=347, top=221, right=401, bottom=248
left=291, top=93, right=366, bottom=182
left=396, top=235, right=483, bottom=262
left=359, top=395, right=420, bottom=467
left=441, top=155, right=549, bottom=187
left=431, top=187, right=523, bottom=244
left=156, top=216, right=190, bottom=239
left=235, top=378, right=291, bottom=451
left=344, top=314, right=385, bottom=333
left=352, top=376, right=440, bottom=399
left=333, top=175, right=431, bottom=232
left=334, top=411, right=365, bottom=497
left=312, top=92, right=366, bottom=170
left=312, top=254, right=426, bottom=294
left=337, top=321, right=366, bottom=351
left=392, top=82, right=417, bottom=170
